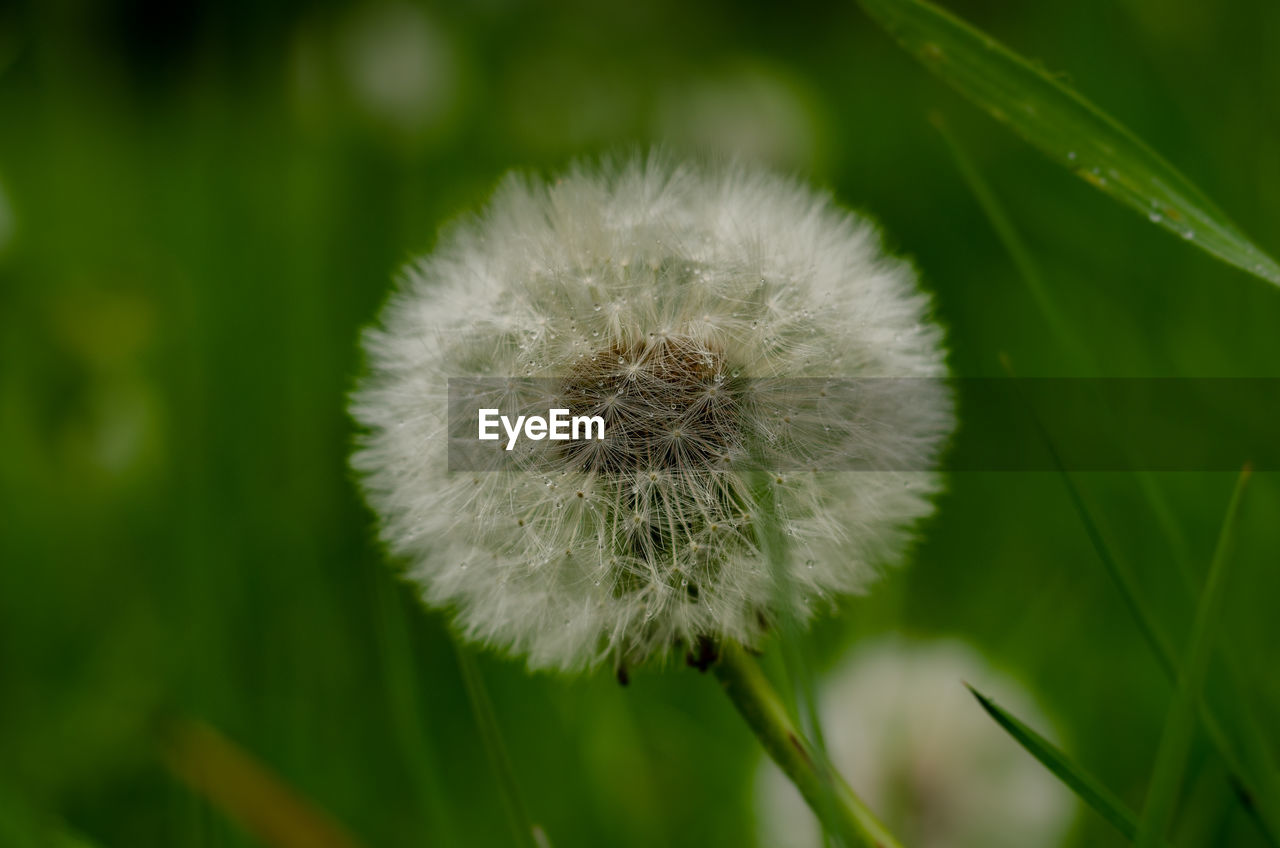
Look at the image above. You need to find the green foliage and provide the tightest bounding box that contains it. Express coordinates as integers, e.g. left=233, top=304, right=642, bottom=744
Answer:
left=858, top=0, right=1280, bottom=286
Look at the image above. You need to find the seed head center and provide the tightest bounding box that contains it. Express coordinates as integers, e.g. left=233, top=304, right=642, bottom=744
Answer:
left=558, top=334, right=746, bottom=474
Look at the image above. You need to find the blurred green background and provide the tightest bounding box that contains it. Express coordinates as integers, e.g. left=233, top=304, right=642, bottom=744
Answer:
left=2, top=0, right=1278, bottom=845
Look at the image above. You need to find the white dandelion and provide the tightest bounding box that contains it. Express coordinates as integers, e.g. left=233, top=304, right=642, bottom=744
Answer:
left=755, top=638, right=1077, bottom=848
left=350, top=153, right=953, bottom=672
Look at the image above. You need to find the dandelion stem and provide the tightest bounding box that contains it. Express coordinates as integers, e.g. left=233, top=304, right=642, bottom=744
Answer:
left=712, top=642, right=903, bottom=848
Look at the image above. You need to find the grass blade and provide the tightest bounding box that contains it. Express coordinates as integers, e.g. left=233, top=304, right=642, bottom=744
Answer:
left=1137, top=467, right=1253, bottom=847
left=159, top=717, right=365, bottom=848
left=968, top=684, right=1151, bottom=843
left=1051, top=437, right=1280, bottom=847
left=453, top=641, right=543, bottom=848
left=370, top=576, right=459, bottom=845
left=1054, top=461, right=1178, bottom=679
left=857, top=0, right=1280, bottom=287
left=932, top=114, right=1090, bottom=371
left=999, top=356, right=1280, bottom=845
left=1000, top=365, right=1179, bottom=677
left=951, top=108, right=1280, bottom=840
left=1137, top=472, right=1280, bottom=847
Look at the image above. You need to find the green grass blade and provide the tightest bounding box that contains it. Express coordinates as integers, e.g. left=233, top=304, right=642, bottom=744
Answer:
left=968, top=684, right=1151, bottom=843
left=1137, top=468, right=1253, bottom=847
left=370, top=576, right=459, bottom=845
left=933, top=114, right=1092, bottom=371
left=857, top=0, right=1280, bottom=287
left=453, top=642, right=542, bottom=848
left=1134, top=473, right=1280, bottom=846
left=1209, top=667, right=1280, bottom=847
left=1055, top=466, right=1179, bottom=678
left=954, top=99, right=1280, bottom=836
left=1010, top=392, right=1179, bottom=678
left=1051, top=443, right=1280, bottom=847
left=1000, top=357, right=1280, bottom=845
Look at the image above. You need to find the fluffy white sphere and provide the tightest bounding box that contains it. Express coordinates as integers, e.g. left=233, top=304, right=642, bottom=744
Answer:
left=351, top=153, right=952, bottom=671
left=755, top=638, right=1077, bottom=848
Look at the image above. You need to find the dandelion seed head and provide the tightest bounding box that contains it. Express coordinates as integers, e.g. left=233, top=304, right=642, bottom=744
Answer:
left=351, top=153, right=953, bottom=671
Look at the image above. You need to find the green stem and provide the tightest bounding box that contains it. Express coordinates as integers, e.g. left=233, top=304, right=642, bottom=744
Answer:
left=712, top=641, right=903, bottom=848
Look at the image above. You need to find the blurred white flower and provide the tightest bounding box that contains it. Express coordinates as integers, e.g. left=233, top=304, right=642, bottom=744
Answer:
left=289, top=3, right=461, bottom=139
left=756, top=638, right=1076, bottom=848
left=338, top=3, right=458, bottom=136
left=351, top=153, right=952, bottom=671
left=655, top=63, right=827, bottom=170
